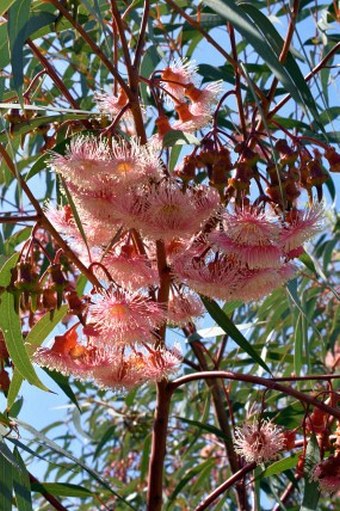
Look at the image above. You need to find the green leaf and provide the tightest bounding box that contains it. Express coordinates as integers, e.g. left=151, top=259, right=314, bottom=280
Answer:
left=15, top=419, right=137, bottom=510
left=203, top=0, right=321, bottom=124
left=256, top=453, right=300, bottom=480
left=24, top=305, right=68, bottom=354
left=167, top=458, right=215, bottom=506
left=0, top=445, right=13, bottom=511
left=0, top=0, right=16, bottom=17
left=13, top=448, right=33, bottom=511
left=240, top=2, right=322, bottom=128
left=31, top=482, right=92, bottom=498
left=7, top=0, right=32, bottom=99
left=175, top=416, right=229, bottom=442
left=0, top=254, right=49, bottom=391
left=42, top=368, right=80, bottom=412
left=301, top=435, right=320, bottom=510
left=0, top=113, right=90, bottom=145
left=201, top=296, right=272, bottom=374
left=7, top=370, right=24, bottom=411
left=0, top=441, right=22, bottom=471
left=163, top=130, right=200, bottom=147
left=93, top=425, right=116, bottom=460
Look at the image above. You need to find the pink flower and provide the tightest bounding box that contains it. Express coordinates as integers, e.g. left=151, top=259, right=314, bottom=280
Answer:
left=108, top=137, right=163, bottom=186
left=234, top=420, right=285, bottom=464
left=92, top=344, right=182, bottom=389
left=167, top=291, right=204, bottom=326
left=94, top=88, right=129, bottom=118
left=161, top=58, right=198, bottom=101
left=223, top=208, right=280, bottom=246
left=210, top=232, right=282, bottom=269
left=234, top=264, right=296, bottom=302
left=32, top=325, right=103, bottom=377
left=133, top=181, right=220, bottom=241
left=91, top=350, right=150, bottom=389
left=88, top=289, right=165, bottom=346
left=172, top=245, right=242, bottom=301
left=172, top=102, right=212, bottom=132
left=313, top=455, right=340, bottom=494
left=102, top=250, right=159, bottom=290
left=50, top=135, right=111, bottom=191
left=279, top=203, right=325, bottom=254
left=185, top=81, right=223, bottom=115
left=172, top=244, right=295, bottom=302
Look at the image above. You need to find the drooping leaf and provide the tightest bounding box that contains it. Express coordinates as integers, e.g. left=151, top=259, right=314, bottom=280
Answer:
left=0, top=446, right=13, bottom=511
left=301, top=435, right=320, bottom=510
left=13, top=448, right=33, bottom=511
left=7, top=0, right=32, bottom=98
left=15, top=419, right=137, bottom=510
left=203, top=0, right=321, bottom=124
left=201, top=296, right=272, bottom=374
left=0, top=254, right=48, bottom=391
left=30, top=481, right=92, bottom=498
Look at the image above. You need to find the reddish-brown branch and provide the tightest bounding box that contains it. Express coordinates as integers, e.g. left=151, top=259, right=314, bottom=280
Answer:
left=46, top=0, right=131, bottom=98
left=169, top=371, right=340, bottom=419
left=146, top=380, right=172, bottom=511
left=228, top=23, right=247, bottom=137
left=189, top=339, right=250, bottom=511
left=27, top=40, right=90, bottom=125
left=266, top=0, right=299, bottom=107
left=268, top=42, right=340, bottom=119
left=134, top=0, right=150, bottom=69
left=29, top=472, right=68, bottom=511
left=194, top=462, right=257, bottom=511
left=0, top=215, right=38, bottom=223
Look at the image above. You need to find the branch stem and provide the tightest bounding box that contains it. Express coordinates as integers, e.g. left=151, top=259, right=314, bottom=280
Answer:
left=170, top=371, right=340, bottom=419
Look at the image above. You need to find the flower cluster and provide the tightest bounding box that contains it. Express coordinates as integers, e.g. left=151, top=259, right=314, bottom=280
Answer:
left=158, top=59, right=223, bottom=134
left=33, top=324, right=182, bottom=390
left=30, top=60, right=327, bottom=392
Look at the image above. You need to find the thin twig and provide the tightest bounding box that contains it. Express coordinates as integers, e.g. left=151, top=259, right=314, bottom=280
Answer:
left=29, top=472, right=68, bottom=511
left=169, top=371, right=340, bottom=420
left=194, top=462, right=256, bottom=511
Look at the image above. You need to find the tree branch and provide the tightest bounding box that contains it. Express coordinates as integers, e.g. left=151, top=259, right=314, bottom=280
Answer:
left=169, top=371, right=340, bottom=419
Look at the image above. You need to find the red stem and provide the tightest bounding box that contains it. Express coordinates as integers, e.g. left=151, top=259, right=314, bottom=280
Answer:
left=146, top=380, right=172, bottom=511
left=194, top=462, right=256, bottom=511
left=169, top=371, right=340, bottom=419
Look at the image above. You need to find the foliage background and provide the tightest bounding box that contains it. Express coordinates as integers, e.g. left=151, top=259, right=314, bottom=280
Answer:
left=0, top=0, right=339, bottom=510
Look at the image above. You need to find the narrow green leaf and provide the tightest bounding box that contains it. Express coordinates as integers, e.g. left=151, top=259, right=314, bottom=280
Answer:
left=7, top=0, right=32, bottom=98
left=203, top=0, right=320, bottom=122
left=175, top=416, right=229, bottom=442
left=163, top=130, right=200, bottom=147
left=61, top=178, right=92, bottom=260
left=0, top=442, right=22, bottom=471
left=7, top=371, right=24, bottom=411
left=256, top=453, right=300, bottom=480
left=42, top=368, right=80, bottom=412
left=167, top=458, right=215, bottom=506
left=0, top=254, right=48, bottom=391
left=0, top=113, right=90, bottom=145
left=15, top=419, right=137, bottom=510
left=31, top=482, right=92, bottom=498
left=301, top=435, right=320, bottom=510
left=13, top=448, right=33, bottom=511
left=201, top=297, right=272, bottom=374
left=93, top=425, right=116, bottom=460
left=24, top=305, right=68, bottom=354
left=0, top=0, right=16, bottom=17
left=240, top=2, right=322, bottom=127
left=0, top=447, right=13, bottom=511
